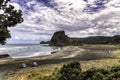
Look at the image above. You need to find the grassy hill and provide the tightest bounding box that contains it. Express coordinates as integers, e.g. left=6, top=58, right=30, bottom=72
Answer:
left=72, top=35, right=120, bottom=44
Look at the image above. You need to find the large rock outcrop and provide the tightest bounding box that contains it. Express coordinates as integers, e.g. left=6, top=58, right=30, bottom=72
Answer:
left=49, top=31, right=81, bottom=46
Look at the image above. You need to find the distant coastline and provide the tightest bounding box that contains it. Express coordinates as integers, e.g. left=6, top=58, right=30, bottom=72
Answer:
left=42, top=31, right=120, bottom=46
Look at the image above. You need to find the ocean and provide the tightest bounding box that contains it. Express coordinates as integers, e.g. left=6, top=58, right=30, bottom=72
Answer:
left=0, top=44, right=60, bottom=58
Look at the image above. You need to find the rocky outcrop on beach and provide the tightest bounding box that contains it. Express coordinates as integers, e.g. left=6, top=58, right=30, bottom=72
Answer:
left=40, top=41, right=50, bottom=44
left=0, top=54, right=11, bottom=58
left=49, top=31, right=81, bottom=46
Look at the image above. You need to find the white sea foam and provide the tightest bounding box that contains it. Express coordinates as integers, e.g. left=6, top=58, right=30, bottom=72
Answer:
left=0, top=44, right=60, bottom=58
left=11, top=52, right=50, bottom=58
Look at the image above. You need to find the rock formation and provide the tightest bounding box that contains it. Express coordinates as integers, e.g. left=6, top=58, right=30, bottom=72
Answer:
left=50, top=31, right=81, bottom=46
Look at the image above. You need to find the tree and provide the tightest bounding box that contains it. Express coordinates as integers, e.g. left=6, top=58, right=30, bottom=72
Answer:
left=0, top=0, right=23, bottom=44
left=59, top=62, right=82, bottom=80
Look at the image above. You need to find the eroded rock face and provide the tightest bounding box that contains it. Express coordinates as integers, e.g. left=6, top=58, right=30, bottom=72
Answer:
left=50, top=31, right=81, bottom=46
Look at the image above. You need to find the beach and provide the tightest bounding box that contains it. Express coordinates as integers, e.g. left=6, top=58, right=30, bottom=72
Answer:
left=0, top=45, right=120, bottom=80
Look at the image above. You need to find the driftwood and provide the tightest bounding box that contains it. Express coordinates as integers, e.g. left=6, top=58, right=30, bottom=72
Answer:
left=0, top=54, right=11, bottom=58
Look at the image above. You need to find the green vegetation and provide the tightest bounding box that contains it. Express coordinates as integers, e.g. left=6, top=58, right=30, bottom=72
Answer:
left=27, top=62, right=82, bottom=80
left=0, top=0, right=23, bottom=44
left=83, top=68, right=109, bottom=80
left=27, top=62, right=120, bottom=80
left=59, top=62, right=82, bottom=80
left=50, top=31, right=81, bottom=46
left=73, top=35, right=120, bottom=44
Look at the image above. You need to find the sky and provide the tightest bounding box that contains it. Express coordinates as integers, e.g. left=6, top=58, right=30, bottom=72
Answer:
left=6, top=0, right=120, bottom=44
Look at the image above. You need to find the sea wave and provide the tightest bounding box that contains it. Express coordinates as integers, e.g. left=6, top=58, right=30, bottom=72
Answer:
left=0, top=44, right=60, bottom=58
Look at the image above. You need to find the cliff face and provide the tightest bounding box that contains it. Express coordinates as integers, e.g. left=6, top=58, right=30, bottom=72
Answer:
left=50, top=31, right=81, bottom=46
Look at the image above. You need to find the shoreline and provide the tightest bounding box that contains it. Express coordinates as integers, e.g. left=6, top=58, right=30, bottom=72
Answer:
left=0, top=45, right=119, bottom=80
left=0, top=46, right=84, bottom=80
left=0, top=45, right=115, bottom=65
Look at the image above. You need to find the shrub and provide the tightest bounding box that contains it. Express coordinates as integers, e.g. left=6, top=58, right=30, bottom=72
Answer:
left=83, top=68, right=109, bottom=80
left=92, top=72, right=104, bottom=80
left=59, top=62, right=82, bottom=80
left=111, top=65, right=120, bottom=72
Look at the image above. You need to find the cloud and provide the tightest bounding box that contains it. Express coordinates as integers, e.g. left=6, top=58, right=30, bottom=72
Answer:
left=8, top=0, right=120, bottom=42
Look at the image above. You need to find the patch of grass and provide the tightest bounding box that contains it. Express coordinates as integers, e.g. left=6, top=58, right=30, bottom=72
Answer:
left=27, top=61, right=120, bottom=80
left=81, top=59, right=120, bottom=71
left=96, top=44, right=119, bottom=48
left=7, top=58, right=120, bottom=80
left=112, top=50, right=120, bottom=58
left=7, top=64, right=63, bottom=80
